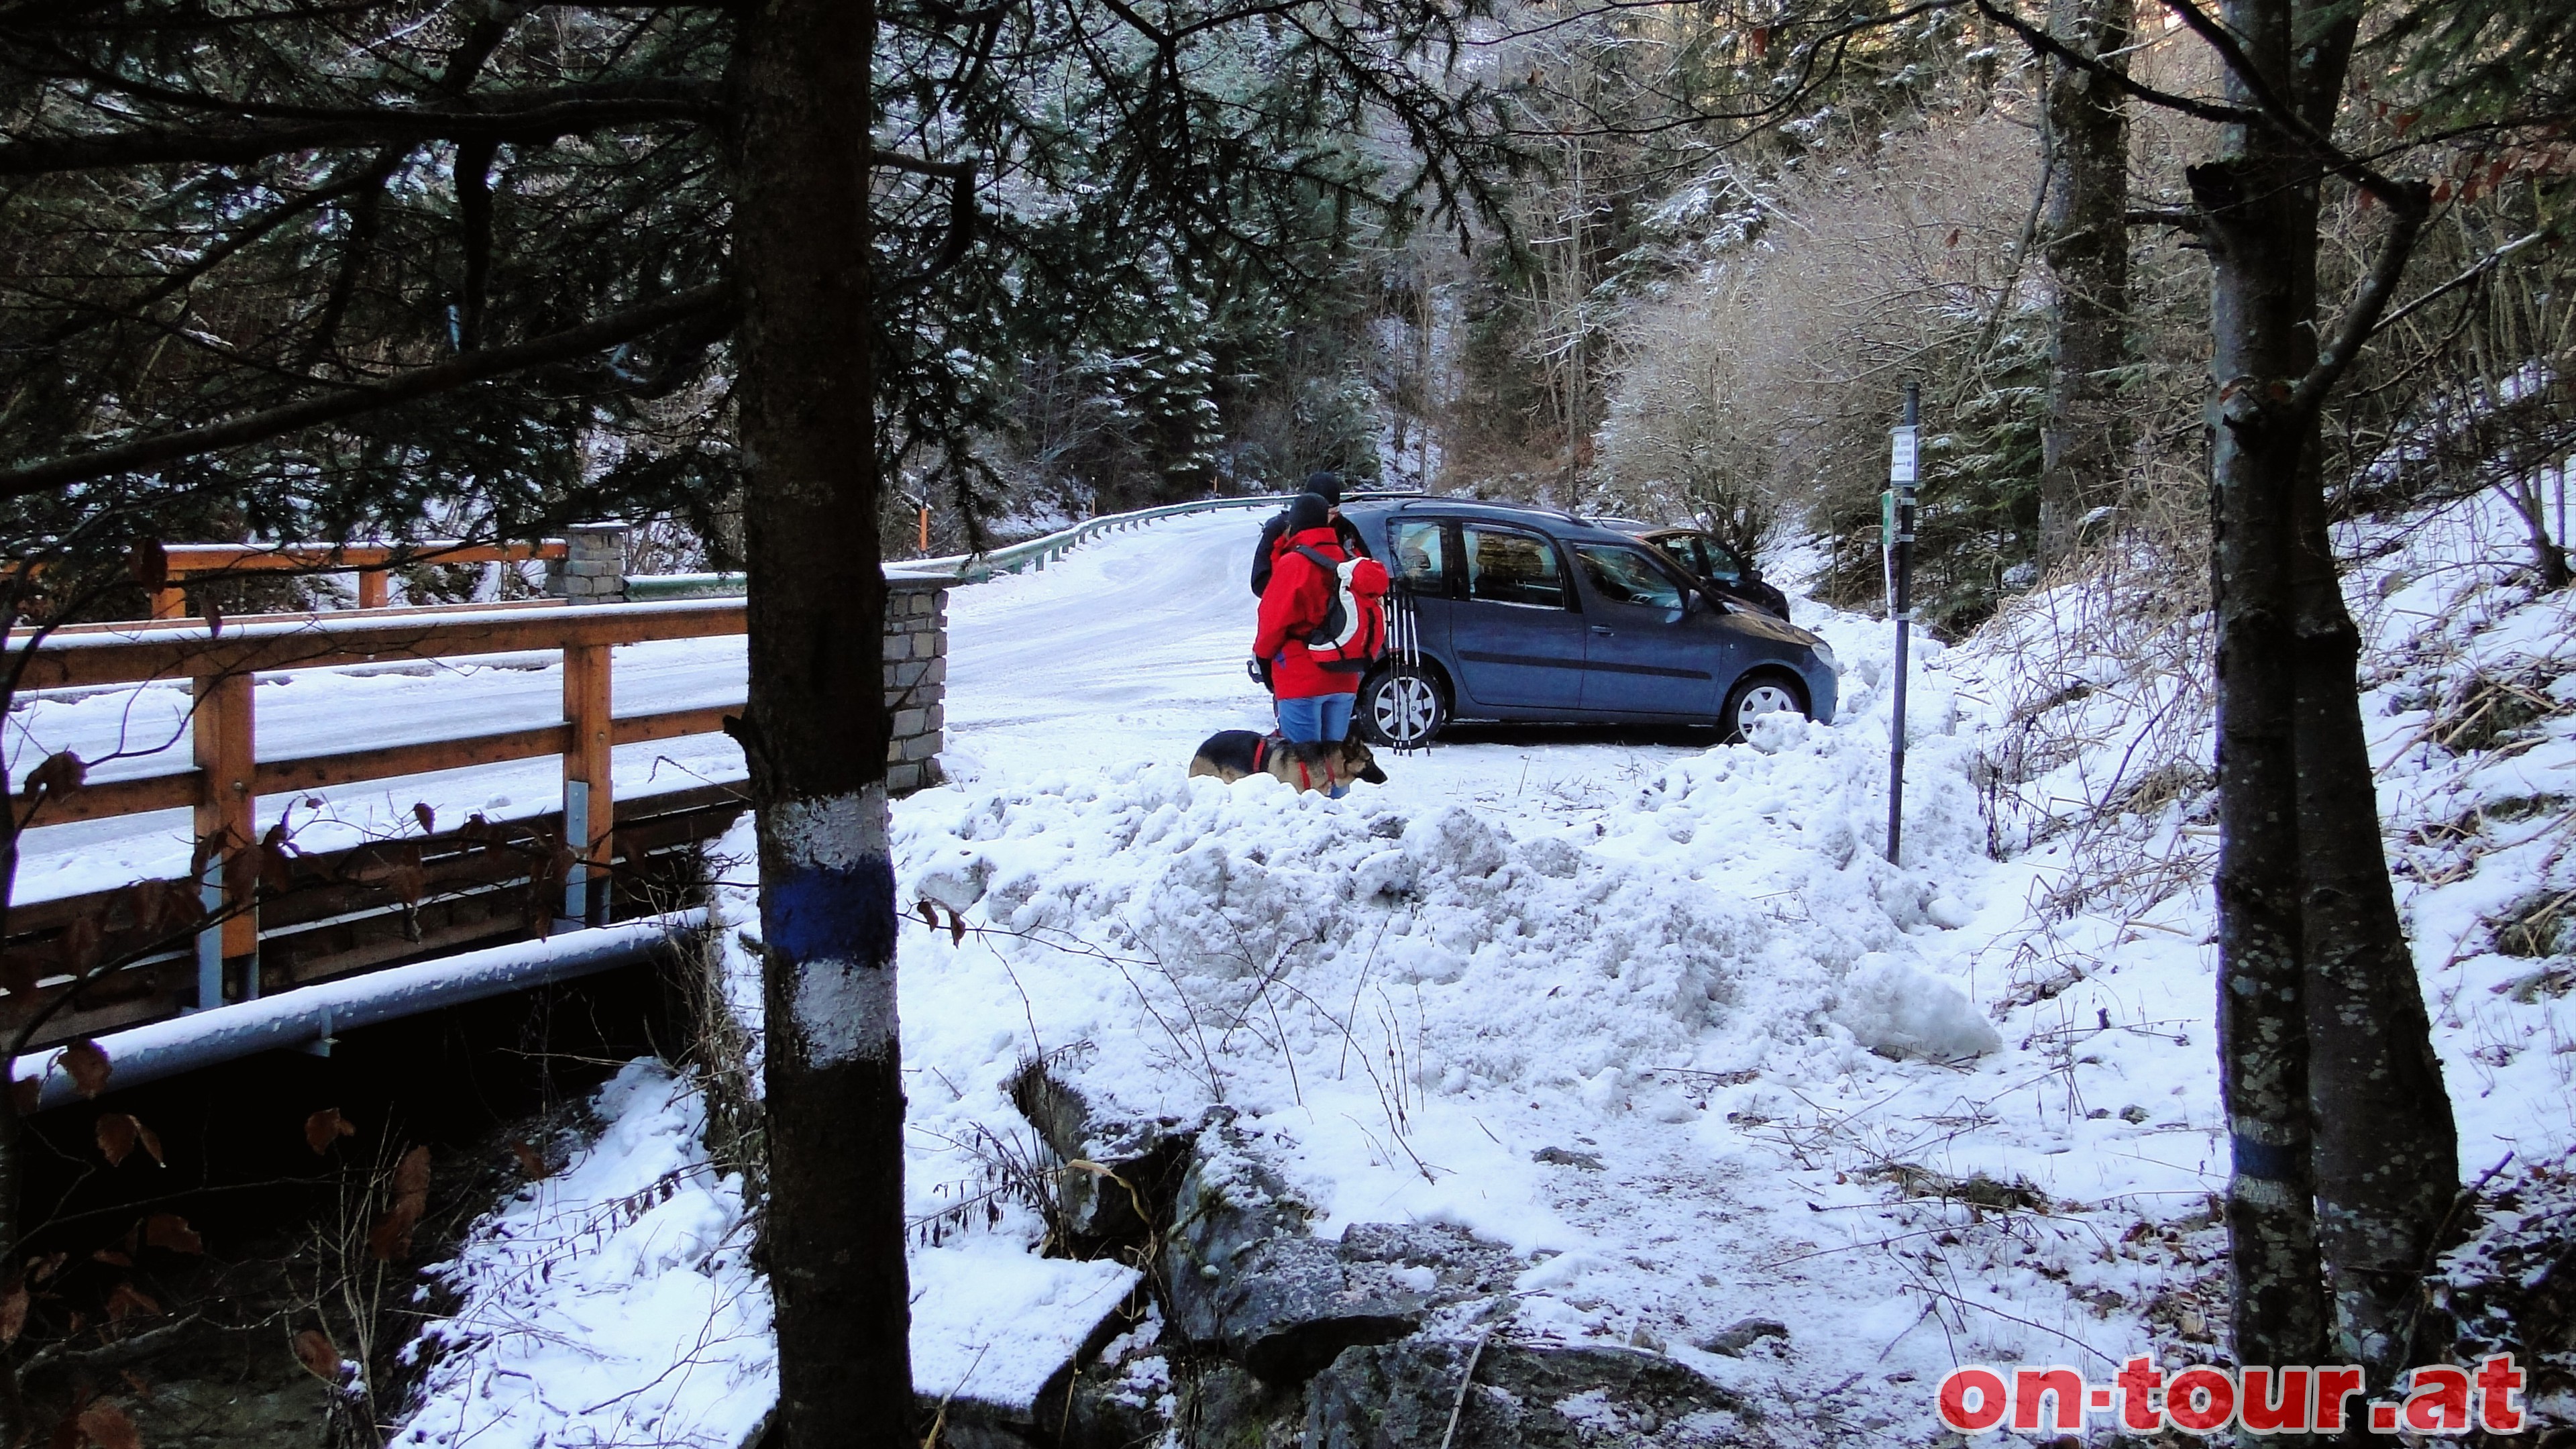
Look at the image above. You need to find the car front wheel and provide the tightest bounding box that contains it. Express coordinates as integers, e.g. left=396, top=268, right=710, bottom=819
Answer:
left=1358, top=665, right=1448, bottom=749
left=1721, top=669, right=1809, bottom=744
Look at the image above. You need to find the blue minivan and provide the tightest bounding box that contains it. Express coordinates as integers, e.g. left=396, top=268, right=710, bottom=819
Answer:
left=1333, top=498, right=1839, bottom=749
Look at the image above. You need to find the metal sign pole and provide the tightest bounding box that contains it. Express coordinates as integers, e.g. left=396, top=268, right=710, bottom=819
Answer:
left=1886, top=382, right=1919, bottom=865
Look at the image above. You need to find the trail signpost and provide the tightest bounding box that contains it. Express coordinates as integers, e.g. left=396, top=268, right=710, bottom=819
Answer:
left=1886, top=383, right=1919, bottom=865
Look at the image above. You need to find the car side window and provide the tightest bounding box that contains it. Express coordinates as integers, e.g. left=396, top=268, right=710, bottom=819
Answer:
left=1389, top=520, right=1448, bottom=591
left=1698, top=537, right=1746, bottom=584
left=1573, top=544, right=1686, bottom=611
left=1463, top=525, right=1567, bottom=609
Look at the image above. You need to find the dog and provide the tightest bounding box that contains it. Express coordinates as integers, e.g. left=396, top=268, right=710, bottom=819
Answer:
left=1188, top=729, right=1387, bottom=793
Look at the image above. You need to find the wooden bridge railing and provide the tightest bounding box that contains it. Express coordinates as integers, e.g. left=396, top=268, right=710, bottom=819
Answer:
left=133, top=539, right=569, bottom=618
left=13, top=596, right=749, bottom=1018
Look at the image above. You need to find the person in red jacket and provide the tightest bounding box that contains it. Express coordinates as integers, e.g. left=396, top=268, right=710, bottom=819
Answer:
left=1253, top=491, right=1362, bottom=753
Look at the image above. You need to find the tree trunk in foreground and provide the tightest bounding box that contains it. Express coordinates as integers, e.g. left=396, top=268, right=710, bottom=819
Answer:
left=2192, top=0, right=2330, bottom=1374
left=2036, top=0, right=2131, bottom=566
left=732, top=2, right=914, bottom=1444
left=2195, top=142, right=2330, bottom=1374
left=2196, top=0, right=2459, bottom=1385
left=2292, top=475, right=2461, bottom=1377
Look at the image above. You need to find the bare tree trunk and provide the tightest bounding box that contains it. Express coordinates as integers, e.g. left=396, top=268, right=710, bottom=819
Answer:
left=2190, top=0, right=2330, bottom=1373
left=2035, top=0, right=2129, bottom=565
left=2194, top=0, right=2460, bottom=1384
left=731, top=1, right=915, bottom=1444
left=2291, top=474, right=2461, bottom=1377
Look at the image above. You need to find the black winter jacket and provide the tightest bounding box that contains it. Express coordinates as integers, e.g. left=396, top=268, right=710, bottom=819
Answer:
left=1249, top=512, right=1369, bottom=596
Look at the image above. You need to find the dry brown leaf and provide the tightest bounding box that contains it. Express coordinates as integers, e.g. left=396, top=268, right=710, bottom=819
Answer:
left=413, top=802, right=436, bottom=835
left=291, top=1327, right=340, bottom=1381
left=259, top=822, right=297, bottom=894
left=142, top=1214, right=203, bottom=1255
left=0, top=1277, right=27, bottom=1346
left=366, top=1202, right=421, bottom=1263
left=95, top=1114, right=138, bottom=1168
left=60, top=1040, right=111, bottom=1097
left=76, top=1402, right=140, bottom=1449
left=303, top=1108, right=355, bottom=1155
left=384, top=862, right=427, bottom=907
left=508, top=1141, right=547, bottom=1181
left=102, top=1282, right=159, bottom=1322
left=89, top=1250, right=130, bottom=1269
left=916, top=900, right=938, bottom=928
left=117, top=1368, right=151, bottom=1401
left=25, top=751, right=85, bottom=801
left=948, top=909, right=966, bottom=947
left=393, top=1144, right=431, bottom=1199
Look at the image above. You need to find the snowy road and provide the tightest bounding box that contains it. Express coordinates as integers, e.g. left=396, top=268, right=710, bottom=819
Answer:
left=12, top=506, right=1755, bottom=904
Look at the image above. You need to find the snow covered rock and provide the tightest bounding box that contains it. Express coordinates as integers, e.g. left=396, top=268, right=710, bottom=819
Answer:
left=1305, top=1338, right=1752, bottom=1448
left=1167, top=1125, right=1426, bottom=1383
left=910, top=1243, right=1142, bottom=1442
left=1006, top=1057, right=1201, bottom=1248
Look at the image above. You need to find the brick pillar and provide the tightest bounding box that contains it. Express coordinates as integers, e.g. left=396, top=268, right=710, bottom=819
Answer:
left=553, top=523, right=631, bottom=605
left=883, top=578, right=949, bottom=795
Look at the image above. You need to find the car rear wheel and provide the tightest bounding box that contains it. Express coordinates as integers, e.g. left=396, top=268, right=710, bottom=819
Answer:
left=1721, top=669, right=1809, bottom=744
left=1358, top=665, right=1448, bottom=749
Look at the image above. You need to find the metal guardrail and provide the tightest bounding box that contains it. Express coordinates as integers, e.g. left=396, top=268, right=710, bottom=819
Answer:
left=625, top=489, right=1427, bottom=600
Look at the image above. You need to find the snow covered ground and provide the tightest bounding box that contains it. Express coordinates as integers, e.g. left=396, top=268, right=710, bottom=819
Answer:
left=386, top=496, right=2576, bottom=1443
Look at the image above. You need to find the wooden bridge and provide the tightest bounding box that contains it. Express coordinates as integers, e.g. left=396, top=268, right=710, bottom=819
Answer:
left=6, top=572, right=951, bottom=1057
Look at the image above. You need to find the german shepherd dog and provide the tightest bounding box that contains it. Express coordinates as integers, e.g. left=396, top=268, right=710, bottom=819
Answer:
left=1189, top=730, right=1387, bottom=793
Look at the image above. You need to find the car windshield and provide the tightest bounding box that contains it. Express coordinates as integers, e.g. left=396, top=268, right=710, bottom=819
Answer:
left=1574, top=543, right=1686, bottom=610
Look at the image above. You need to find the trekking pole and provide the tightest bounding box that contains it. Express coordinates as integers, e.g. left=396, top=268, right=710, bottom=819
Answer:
left=1886, top=382, right=1919, bottom=865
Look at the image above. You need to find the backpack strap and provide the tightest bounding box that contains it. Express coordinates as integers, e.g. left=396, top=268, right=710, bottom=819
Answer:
left=1291, top=543, right=1342, bottom=572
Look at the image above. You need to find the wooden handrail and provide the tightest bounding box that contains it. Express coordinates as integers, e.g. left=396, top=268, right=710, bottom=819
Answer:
left=140, top=539, right=568, bottom=616
left=18, top=598, right=746, bottom=692
left=149, top=540, right=568, bottom=573
left=11, top=596, right=758, bottom=1008
left=17, top=596, right=561, bottom=641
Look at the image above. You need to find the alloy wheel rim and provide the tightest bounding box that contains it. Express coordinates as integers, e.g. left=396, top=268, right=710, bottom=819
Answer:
left=1376, top=676, right=1438, bottom=743
left=1737, top=683, right=1797, bottom=731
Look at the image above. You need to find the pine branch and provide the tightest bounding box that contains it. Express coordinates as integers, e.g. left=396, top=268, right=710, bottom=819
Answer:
left=0, top=284, right=735, bottom=498
left=0, top=85, right=720, bottom=176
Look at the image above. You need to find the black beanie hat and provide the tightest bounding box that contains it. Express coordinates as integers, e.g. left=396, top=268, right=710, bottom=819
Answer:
left=1285, top=492, right=1332, bottom=533
left=1302, top=470, right=1345, bottom=504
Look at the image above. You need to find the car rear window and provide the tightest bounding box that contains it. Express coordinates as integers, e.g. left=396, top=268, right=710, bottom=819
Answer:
left=1574, top=544, right=1686, bottom=610
left=1464, top=526, right=1565, bottom=609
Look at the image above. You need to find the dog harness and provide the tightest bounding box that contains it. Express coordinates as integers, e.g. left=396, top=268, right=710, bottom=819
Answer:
left=1249, top=733, right=1319, bottom=792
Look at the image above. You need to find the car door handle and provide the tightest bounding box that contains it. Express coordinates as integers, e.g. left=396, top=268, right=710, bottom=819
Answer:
left=1590, top=626, right=1613, bottom=635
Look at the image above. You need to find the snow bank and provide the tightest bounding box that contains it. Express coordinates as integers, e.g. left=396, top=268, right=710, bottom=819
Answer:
left=394, top=1062, right=773, bottom=1449
left=893, top=700, right=1996, bottom=1157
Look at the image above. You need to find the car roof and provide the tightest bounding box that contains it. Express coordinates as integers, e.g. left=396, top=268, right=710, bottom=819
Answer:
left=1342, top=496, right=1658, bottom=549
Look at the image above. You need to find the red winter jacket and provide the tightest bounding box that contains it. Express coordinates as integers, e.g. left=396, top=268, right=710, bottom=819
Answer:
left=1253, top=527, right=1361, bottom=700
